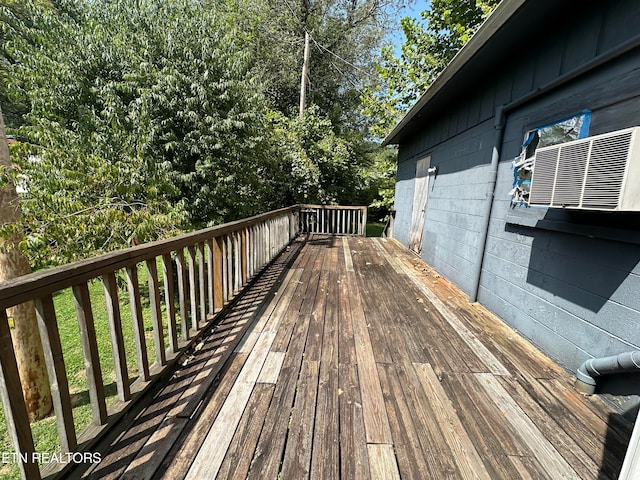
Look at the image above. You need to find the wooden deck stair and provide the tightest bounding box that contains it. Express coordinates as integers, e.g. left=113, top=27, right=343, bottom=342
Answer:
left=77, top=235, right=633, bottom=480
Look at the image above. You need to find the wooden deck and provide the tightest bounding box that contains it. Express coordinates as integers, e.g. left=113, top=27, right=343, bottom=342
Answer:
left=78, top=235, right=633, bottom=480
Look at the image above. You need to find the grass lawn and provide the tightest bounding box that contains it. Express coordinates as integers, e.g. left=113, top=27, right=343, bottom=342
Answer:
left=366, top=221, right=386, bottom=237
left=0, top=261, right=170, bottom=478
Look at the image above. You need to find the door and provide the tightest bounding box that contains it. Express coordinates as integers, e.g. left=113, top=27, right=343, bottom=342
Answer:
left=408, top=156, right=431, bottom=254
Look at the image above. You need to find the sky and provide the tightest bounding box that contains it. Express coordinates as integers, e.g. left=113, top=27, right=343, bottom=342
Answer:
left=389, top=1, right=430, bottom=55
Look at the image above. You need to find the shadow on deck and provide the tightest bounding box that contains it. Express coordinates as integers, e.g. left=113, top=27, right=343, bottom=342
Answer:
left=74, top=235, right=633, bottom=480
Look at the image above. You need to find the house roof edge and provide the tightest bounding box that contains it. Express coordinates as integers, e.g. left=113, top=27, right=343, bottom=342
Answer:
left=381, top=0, right=527, bottom=147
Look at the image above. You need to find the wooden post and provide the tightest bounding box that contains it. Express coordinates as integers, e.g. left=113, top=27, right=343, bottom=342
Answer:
left=125, top=265, right=150, bottom=381
left=161, top=254, right=179, bottom=353
left=213, top=236, right=224, bottom=311
left=241, top=229, right=247, bottom=287
left=174, top=249, right=189, bottom=341
left=206, top=241, right=215, bottom=316
left=73, top=283, right=108, bottom=425
left=197, top=244, right=206, bottom=323
left=146, top=259, right=166, bottom=366
left=0, top=309, right=40, bottom=479
left=187, top=246, right=198, bottom=331
left=103, top=272, right=130, bottom=402
left=34, top=295, right=77, bottom=453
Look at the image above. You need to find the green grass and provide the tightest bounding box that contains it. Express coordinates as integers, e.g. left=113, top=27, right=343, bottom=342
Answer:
left=0, top=259, right=177, bottom=478
left=366, top=221, right=386, bottom=237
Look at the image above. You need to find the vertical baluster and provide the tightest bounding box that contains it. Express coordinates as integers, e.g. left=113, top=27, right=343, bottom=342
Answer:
left=267, top=221, right=272, bottom=261
left=146, top=259, right=166, bottom=366
left=241, top=229, right=247, bottom=287
left=247, top=227, right=254, bottom=279
left=73, top=283, right=107, bottom=425
left=363, top=206, right=368, bottom=236
left=174, top=250, right=190, bottom=340
left=354, top=209, right=358, bottom=235
left=197, top=244, right=207, bottom=323
left=161, top=254, right=179, bottom=353
left=331, top=208, right=336, bottom=234
left=125, top=265, right=150, bottom=381
left=102, top=273, right=130, bottom=401
left=260, top=223, right=265, bottom=265
left=213, top=236, right=224, bottom=311
left=0, top=309, right=40, bottom=479
left=233, top=233, right=240, bottom=294
left=206, top=240, right=215, bottom=317
left=226, top=235, right=233, bottom=301
left=333, top=208, right=337, bottom=234
left=267, top=221, right=272, bottom=260
left=34, top=295, right=77, bottom=453
left=187, top=246, right=199, bottom=331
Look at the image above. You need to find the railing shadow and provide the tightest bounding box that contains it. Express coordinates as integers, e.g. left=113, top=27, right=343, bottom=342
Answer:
left=74, top=237, right=305, bottom=480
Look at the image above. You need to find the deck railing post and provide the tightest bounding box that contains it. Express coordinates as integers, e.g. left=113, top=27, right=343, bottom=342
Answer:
left=197, top=244, right=207, bottom=324
left=0, top=309, right=40, bottom=480
left=102, top=273, right=131, bottom=402
left=125, top=265, right=150, bottom=381
left=73, top=283, right=108, bottom=425
left=174, top=249, right=190, bottom=340
left=147, top=259, right=167, bottom=366
left=34, top=295, right=78, bottom=453
left=161, top=254, right=179, bottom=353
left=187, top=246, right=199, bottom=331
left=205, top=241, right=215, bottom=317
left=213, top=236, right=224, bottom=311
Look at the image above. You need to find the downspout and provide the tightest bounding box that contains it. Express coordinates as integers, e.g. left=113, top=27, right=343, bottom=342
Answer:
left=469, top=105, right=505, bottom=302
left=575, top=351, right=640, bottom=395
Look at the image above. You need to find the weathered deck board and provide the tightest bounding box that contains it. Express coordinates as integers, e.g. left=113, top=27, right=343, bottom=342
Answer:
left=77, top=235, right=633, bottom=480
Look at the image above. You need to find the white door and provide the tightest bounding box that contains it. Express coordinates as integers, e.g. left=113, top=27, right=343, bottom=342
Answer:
left=408, top=156, right=431, bottom=254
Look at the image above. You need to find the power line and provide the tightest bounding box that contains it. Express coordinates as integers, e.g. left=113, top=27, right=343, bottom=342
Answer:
left=306, top=31, right=379, bottom=82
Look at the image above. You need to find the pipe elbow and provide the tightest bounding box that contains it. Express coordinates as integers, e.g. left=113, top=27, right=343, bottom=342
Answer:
left=575, top=351, right=640, bottom=395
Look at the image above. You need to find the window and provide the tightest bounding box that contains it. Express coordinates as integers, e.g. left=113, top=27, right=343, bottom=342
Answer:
left=510, top=110, right=591, bottom=207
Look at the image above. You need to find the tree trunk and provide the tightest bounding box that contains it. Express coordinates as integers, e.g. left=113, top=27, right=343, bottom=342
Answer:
left=0, top=105, right=52, bottom=420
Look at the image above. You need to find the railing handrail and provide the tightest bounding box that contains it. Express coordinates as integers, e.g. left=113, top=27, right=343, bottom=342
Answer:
left=0, top=206, right=298, bottom=310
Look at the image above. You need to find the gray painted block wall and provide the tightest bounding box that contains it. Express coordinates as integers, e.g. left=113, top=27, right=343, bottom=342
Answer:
left=392, top=1, right=640, bottom=375
left=480, top=53, right=640, bottom=372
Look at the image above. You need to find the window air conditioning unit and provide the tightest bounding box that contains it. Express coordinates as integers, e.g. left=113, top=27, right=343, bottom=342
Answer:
left=528, top=126, right=640, bottom=211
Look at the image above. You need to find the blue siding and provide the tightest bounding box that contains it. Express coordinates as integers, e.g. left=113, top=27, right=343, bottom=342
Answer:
left=392, top=0, right=640, bottom=376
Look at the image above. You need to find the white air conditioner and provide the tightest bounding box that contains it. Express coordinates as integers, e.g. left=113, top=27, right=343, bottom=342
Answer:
left=528, top=127, right=640, bottom=211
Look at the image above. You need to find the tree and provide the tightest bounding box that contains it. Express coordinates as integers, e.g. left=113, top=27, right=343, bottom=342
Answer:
left=0, top=104, right=52, bottom=420
left=3, top=0, right=277, bottom=266
left=265, top=106, right=362, bottom=205
left=227, top=0, right=407, bottom=129
left=362, top=0, right=502, bottom=138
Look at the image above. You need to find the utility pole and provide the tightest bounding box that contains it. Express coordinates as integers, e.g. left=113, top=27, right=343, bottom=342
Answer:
left=299, top=31, right=310, bottom=118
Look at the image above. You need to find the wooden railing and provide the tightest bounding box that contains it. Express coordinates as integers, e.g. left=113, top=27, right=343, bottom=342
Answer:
left=298, top=204, right=367, bottom=236
left=0, top=204, right=365, bottom=479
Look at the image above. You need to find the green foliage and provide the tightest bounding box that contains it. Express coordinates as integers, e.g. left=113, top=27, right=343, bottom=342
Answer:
left=227, top=0, right=407, bottom=131
left=363, top=146, right=397, bottom=216
left=266, top=105, right=363, bottom=205
left=2, top=0, right=277, bottom=266
left=362, top=0, right=501, bottom=138
left=0, top=0, right=411, bottom=268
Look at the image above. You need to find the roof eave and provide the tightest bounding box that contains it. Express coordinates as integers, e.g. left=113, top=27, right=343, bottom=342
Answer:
left=381, top=0, right=527, bottom=147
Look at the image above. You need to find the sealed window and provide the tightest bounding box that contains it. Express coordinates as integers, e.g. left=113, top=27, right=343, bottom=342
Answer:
left=510, top=110, right=591, bottom=207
